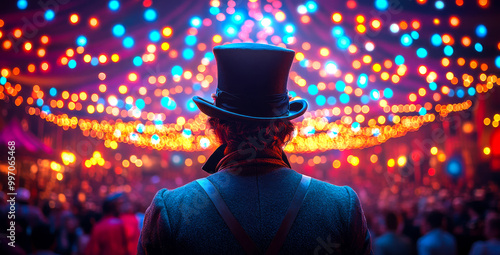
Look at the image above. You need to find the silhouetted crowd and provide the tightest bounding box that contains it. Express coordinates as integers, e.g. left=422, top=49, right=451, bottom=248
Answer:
left=1, top=181, right=499, bottom=255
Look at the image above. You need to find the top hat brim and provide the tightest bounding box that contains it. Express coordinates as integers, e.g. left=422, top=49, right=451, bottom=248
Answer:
left=193, top=96, right=308, bottom=121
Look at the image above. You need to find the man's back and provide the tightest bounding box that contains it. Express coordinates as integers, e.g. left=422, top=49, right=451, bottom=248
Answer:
left=417, top=229, right=457, bottom=255
left=374, top=232, right=412, bottom=255
left=138, top=167, right=371, bottom=254
left=85, top=216, right=127, bottom=255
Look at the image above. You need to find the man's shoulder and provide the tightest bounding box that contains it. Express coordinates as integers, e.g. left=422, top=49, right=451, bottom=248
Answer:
left=309, top=177, right=357, bottom=203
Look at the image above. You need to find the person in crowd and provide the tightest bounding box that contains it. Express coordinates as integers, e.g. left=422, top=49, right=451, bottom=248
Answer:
left=84, top=193, right=127, bottom=255
left=30, top=223, right=58, bottom=255
left=469, top=211, right=500, bottom=255
left=76, top=211, right=98, bottom=255
left=374, top=211, right=412, bottom=255
left=417, top=211, right=457, bottom=255
left=16, top=188, right=47, bottom=253
left=119, top=197, right=140, bottom=255
left=138, top=43, right=372, bottom=254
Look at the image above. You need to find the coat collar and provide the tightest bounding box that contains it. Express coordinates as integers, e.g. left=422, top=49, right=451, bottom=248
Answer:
left=202, top=144, right=291, bottom=174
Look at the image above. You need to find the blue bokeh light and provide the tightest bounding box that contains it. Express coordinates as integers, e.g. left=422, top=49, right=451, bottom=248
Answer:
left=361, top=95, right=370, bottom=104
left=335, top=81, right=346, bottom=92
left=337, top=36, right=351, bottom=49
left=339, top=93, right=350, bottom=104
left=123, top=36, right=134, bottom=48
left=316, top=95, right=326, bottom=106
left=225, top=26, right=237, bottom=36
left=357, top=74, right=368, bottom=88
left=149, top=30, right=160, bottom=42
left=431, top=34, right=442, bottom=46
left=185, top=35, right=197, bottom=46
left=495, top=56, right=500, bottom=68
left=136, top=99, right=145, bottom=109
left=468, top=87, right=476, bottom=96
left=17, top=0, right=28, bottom=10
left=144, top=9, right=157, bottom=21
left=444, top=45, right=453, bottom=56
left=383, top=88, right=393, bottom=98
left=476, top=24, right=487, bottom=38
left=401, top=34, right=413, bottom=46
left=332, top=26, right=344, bottom=38
left=411, top=31, right=419, bottom=40
left=49, top=88, right=57, bottom=97
left=327, top=96, right=337, bottom=105
left=416, top=48, right=428, bottom=58
left=374, top=0, right=389, bottom=10
left=395, top=55, right=405, bottom=65
left=112, top=24, right=125, bottom=37
left=435, top=1, right=444, bottom=9
left=171, top=65, right=183, bottom=76
left=305, top=1, right=318, bottom=12
left=475, top=43, right=483, bottom=52
left=429, top=82, right=437, bottom=91
left=76, top=36, right=87, bottom=47
left=133, top=56, right=143, bottom=66
left=209, top=7, right=219, bottom=15
left=108, top=0, right=119, bottom=11
left=308, top=84, right=319, bottom=95
left=190, top=16, right=202, bottom=27
left=186, top=99, right=198, bottom=111
left=447, top=159, right=462, bottom=176
left=231, top=13, right=244, bottom=24
left=45, top=10, right=55, bottom=21
left=419, top=107, right=427, bottom=115
left=182, top=48, right=194, bottom=59
left=370, top=89, right=380, bottom=100
left=68, top=59, right=77, bottom=69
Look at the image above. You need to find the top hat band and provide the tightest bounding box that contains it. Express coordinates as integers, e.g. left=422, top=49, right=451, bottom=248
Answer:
left=214, top=88, right=290, bottom=118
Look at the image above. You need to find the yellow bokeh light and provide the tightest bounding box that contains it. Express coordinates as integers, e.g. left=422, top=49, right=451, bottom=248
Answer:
left=484, top=147, right=491, bottom=155
left=111, top=54, right=119, bottom=62
left=319, top=48, right=329, bottom=57
left=70, top=14, right=79, bottom=24
left=161, top=42, right=170, bottom=51
left=387, top=158, right=395, bottom=167
left=118, top=85, right=128, bottom=94
left=332, top=13, right=342, bottom=23
left=162, top=27, right=173, bottom=37
left=275, top=11, right=286, bottom=22
left=430, top=147, right=438, bottom=155
left=128, top=73, right=138, bottom=82
left=213, top=35, right=222, bottom=43
left=397, top=156, right=407, bottom=167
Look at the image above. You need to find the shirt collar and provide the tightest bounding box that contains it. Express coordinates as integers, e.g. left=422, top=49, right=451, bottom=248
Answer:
left=202, top=144, right=291, bottom=174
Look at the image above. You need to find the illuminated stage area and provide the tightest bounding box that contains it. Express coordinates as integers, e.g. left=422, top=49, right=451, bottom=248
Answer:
left=0, top=0, right=500, bottom=254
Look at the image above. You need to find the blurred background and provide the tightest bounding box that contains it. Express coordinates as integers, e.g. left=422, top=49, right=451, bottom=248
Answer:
left=0, top=0, right=500, bottom=254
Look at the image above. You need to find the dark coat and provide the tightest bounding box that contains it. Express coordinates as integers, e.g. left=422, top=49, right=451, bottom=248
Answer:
left=138, top=149, right=372, bottom=255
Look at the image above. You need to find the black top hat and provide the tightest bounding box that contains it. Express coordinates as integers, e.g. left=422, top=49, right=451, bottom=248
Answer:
left=193, top=43, right=308, bottom=121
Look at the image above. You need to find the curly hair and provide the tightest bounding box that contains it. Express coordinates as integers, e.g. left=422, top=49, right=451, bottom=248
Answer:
left=208, top=117, right=295, bottom=152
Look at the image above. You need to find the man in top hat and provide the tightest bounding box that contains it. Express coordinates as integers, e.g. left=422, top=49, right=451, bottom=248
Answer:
left=138, top=43, right=372, bottom=254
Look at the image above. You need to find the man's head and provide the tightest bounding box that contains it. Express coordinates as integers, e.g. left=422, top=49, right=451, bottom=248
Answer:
left=425, top=210, right=444, bottom=230
left=31, top=223, right=56, bottom=251
left=485, top=211, right=500, bottom=239
left=384, top=211, right=399, bottom=232
left=208, top=117, right=294, bottom=152
left=193, top=43, right=307, bottom=122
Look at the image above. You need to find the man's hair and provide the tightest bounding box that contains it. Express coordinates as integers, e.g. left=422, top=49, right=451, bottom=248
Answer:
left=208, top=117, right=295, bottom=151
left=426, top=211, right=444, bottom=229
left=385, top=212, right=399, bottom=231
left=31, top=223, right=56, bottom=250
